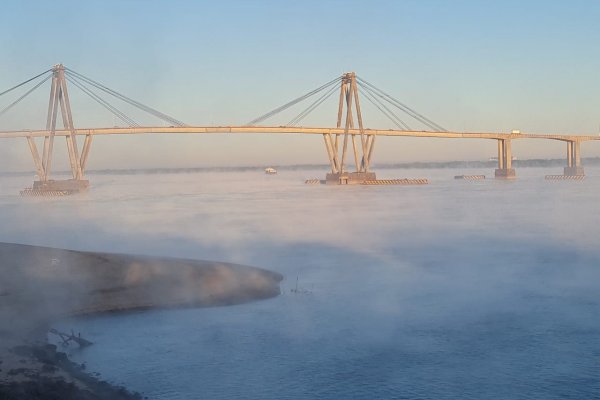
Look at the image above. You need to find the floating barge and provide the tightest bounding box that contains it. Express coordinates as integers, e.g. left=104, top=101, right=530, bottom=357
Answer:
left=305, top=173, right=428, bottom=185
left=454, top=175, right=486, bottom=180
left=545, top=175, right=585, bottom=181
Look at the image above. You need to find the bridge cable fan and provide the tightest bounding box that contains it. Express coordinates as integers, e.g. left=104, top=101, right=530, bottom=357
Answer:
left=287, top=83, right=340, bottom=127
left=66, top=75, right=139, bottom=127
left=64, top=68, right=186, bottom=127
left=356, top=76, right=447, bottom=132
left=0, top=74, right=52, bottom=118
left=358, top=83, right=411, bottom=130
left=247, top=76, right=341, bottom=126
left=0, top=69, right=52, bottom=98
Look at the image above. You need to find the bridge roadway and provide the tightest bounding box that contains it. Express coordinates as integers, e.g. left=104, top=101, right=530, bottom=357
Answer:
left=0, top=126, right=599, bottom=142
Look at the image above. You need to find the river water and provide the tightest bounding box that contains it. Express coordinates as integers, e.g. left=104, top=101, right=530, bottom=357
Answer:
left=1, top=166, right=599, bottom=399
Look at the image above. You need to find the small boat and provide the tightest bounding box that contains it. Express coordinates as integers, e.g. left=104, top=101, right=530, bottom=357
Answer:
left=264, top=167, right=277, bottom=175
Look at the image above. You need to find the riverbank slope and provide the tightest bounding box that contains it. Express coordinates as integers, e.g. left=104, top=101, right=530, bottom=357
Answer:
left=0, top=242, right=282, bottom=399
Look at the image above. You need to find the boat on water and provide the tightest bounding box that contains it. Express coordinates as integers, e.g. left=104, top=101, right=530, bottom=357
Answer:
left=264, top=167, right=277, bottom=175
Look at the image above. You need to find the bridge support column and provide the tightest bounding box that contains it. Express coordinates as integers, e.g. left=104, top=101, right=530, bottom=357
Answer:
left=322, top=72, right=377, bottom=184
left=564, top=140, right=584, bottom=176
left=495, top=139, right=516, bottom=179
left=24, top=64, right=90, bottom=194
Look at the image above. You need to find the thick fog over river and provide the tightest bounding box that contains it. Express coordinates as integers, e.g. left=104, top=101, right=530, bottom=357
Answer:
left=1, top=166, right=599, bottom=399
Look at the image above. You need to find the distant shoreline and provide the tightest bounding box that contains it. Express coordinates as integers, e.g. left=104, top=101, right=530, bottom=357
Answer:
left=2, top=157, right=600, bottom=177
left=0, top=242, right=283, bottom=399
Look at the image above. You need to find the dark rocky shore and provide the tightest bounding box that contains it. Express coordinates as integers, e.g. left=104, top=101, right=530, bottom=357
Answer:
left=0, top=242, right=283, bottom=399
left=0, top=343, right=143, bottom=400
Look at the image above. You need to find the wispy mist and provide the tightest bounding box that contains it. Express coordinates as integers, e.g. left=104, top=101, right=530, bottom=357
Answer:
left=2, top=166, right=600, bottom=398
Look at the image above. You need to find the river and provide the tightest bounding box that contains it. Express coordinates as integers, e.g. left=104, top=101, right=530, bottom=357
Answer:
left=1, top=166, right=599, bottom=399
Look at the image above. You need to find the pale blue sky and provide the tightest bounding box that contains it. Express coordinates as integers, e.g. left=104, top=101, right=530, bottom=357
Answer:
left=1, top=0, right=600, bottom=170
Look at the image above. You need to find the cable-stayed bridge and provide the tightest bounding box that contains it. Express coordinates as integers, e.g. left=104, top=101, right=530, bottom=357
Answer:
left=0, top=64, right=597, bottom=194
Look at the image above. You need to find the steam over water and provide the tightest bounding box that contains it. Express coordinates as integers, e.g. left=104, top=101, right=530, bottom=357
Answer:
left=1, top=166, right=600, bottom=399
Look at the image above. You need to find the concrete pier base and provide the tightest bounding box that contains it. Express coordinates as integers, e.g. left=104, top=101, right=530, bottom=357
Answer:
left=21, top=179, right=90, bottom=196
left=33, top=179, right=89, bottom=192
left=325, top=172, right=376, bottom=185
left=564, top=166, right=585, bottom=176
left=494, top=168, right=516, bottom=179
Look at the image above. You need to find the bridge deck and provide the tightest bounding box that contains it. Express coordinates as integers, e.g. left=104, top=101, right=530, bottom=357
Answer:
left=0, top=126, right=598, bottom=142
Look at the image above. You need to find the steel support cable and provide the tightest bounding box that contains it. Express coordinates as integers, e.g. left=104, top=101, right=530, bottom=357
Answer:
left=288, top=84, right=339, bottom=126
left=357, top=76, right=444, bottom=131
left=359, top=77, right=443, bottom=131
left=288, top=83, right=340, bottom=126
left=360, top=78, right=447, bottom=132
left=0, top=74, right=52, bottom=118
left=247, top=77, right=341, bottom=126
left=357, top=76, right=447, bottom=131
left=360, top=84, right=409, bottom=130
left=66, top=69, right=184, bottom=127
left=249, top=77, right=340, bottom=125
left=66, top=75, right=139, bottom=127
left=69, top=75, right=139, bottom=126
left=65, top=68, right=186, bottom=127
left=358, top=82, right=411, bottom=130
left=67, top=76, right=138, bottom=127
left=66, top=69, right=185, bottom=127
left=0, top=69, right=52, bottom=98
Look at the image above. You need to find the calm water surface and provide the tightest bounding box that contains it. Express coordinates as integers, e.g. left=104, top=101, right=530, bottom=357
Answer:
left=1, top=166, right=599, bottom=399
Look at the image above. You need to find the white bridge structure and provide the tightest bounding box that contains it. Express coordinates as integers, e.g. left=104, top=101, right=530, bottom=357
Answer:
left=0, top=64, right=597, bottom=193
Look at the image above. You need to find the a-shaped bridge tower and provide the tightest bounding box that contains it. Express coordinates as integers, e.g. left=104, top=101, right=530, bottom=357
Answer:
left=322, top=72, right=376, bottom=184
left=27, top=64, right=90, bottom=192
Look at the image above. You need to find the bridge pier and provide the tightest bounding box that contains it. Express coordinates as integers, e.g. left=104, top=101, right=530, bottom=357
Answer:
left=316, top=72, right=429, bottom=185
left=494, top=139, right=516, bottom=179
left=325, top=172, right=376, bottom=185
left=23, top=64, right=90, bottom=195
left=32, top=179, right=89, bottom=192
left=321, top=72, right=376, bottom=184
left=564, top=140, right=584, bottom=176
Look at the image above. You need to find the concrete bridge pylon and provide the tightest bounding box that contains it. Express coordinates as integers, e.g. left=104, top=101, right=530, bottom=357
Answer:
left=564, top=140, right=585, bottom=176
left=26, top=64, right=90, bottom=193
left=494, top=138, right=516, bottom=179
left=322, top=72, right=376, bottom=184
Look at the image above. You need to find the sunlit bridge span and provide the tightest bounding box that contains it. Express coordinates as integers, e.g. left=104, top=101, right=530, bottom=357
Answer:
left=0, top=64, right=598, bottom=194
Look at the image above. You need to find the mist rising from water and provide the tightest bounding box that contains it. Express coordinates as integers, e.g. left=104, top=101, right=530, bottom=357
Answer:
left=1, top=166, right=600, bottom=399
